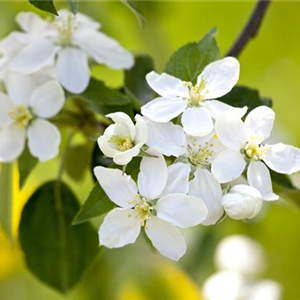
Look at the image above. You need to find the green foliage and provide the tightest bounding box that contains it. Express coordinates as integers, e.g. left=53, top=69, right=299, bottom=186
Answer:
left=19, top=181, right=99, bottom=293
left=18, top=147, right=38, bottom=189
left=29, top=0, right=58, bottom=15
left=125, top=55, right=155, bottom=105
left=76, top=79, right=134, bottom=116
left=121, top=0, right=146, bottom=28
left=271, top=171, right=300, bottom=208
left=29, top=0, right=78, bottom=15
left=165, top=28, right=221, bottom=83
left=67, top=0, right=79, bottom=14
left=73, top=183, right=114, bottom=225
left=219, top=85, right=273, bottom=112
left=65, top=144, right=91, bottom=181
left=0, top=163, right=13, bottom=241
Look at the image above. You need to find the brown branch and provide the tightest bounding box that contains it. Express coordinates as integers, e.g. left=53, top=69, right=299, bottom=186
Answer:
left=226, top=0, right=272, bottom=57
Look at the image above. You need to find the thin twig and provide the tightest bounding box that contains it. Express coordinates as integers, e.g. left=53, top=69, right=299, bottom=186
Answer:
left=226, top=0, right=272, bottom=57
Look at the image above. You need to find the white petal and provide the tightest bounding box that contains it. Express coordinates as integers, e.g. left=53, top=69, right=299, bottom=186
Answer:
left=0, top=93, right=13, bottom=127
left=138, top=148, right=168, bottom=200
left=204, top=100, right=247, bottom=119
left=264, top=143, right=300, bottom=174
left=160, top=163, right=191, bottom=197
left=55, top=47, right=90, bottom=94
left=74, top=31, right=134, bottom=69
left=146, top=120, right=187, bottom=157
left=247, top=161, right=279, bottom=201
left=156, top=194, right=208, bottom=228
left=245, top=106, right=275, bottom=139
left=145, top=71, right=188, bottom=98
left=145, top=216, right=186, bottom=261
left=189, top=169, right=224, bottom=225
left=97, top=126, right=119, bottom=158
left=106, top=112, right=135, bottom=140
left=215, top=112, right=247, bottom=150
left=0, top=125, right=26, bottom=162
left=134, top=115, right=148, bottom=144
left=182, top=107, right=213, bottom=137
left=16, top=12, right=48, bottom=33
left=94, top=166, right=137, bottom=208
left=99, top=208, right=141, bottom=248
left=10, top=39, right=55, bottom=74
left=141, top=97, right=186, bottom=123
left=27, top=119, right=60, bottom=162
left=5, top=72, right=39, bottom=106
left=198, top=57, right=240, bottom=99
left=30, top=81, right=65, bottom=118
left=212, top=150, right=246, bottom=183
left=113, top=143, right=142, bottom=166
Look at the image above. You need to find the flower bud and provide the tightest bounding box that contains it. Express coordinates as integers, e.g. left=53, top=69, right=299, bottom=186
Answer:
left=222, top=185, right=263, bottom=220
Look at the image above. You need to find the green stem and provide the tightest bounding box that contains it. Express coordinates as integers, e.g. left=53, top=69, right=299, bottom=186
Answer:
left=0, top=163, right=14, bottom=242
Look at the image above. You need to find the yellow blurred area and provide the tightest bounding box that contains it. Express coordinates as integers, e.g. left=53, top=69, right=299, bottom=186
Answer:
left=0, top=163, right=33, bottom=280
left=117, top=264, right=202, bottom=300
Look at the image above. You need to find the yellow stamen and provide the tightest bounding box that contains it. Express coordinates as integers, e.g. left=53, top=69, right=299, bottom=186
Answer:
left=9, top=105, right=33, bottom=128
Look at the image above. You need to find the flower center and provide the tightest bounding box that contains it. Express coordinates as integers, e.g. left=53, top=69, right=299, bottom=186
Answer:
left=109, top=135, right=134, bottom=152
left=184, top=77, right=208, bottom=107
left=9, top=105, right=33, bottom=128
left=54, top=14, right=76, bottom=46
left=187, top=137, right=215, bottom=168
left=134, top=196, right=153, bottom=226
left=243, top=136, right=270, bottom=161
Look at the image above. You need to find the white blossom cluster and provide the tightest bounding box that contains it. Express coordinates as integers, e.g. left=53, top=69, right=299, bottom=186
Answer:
left=0, top=10, right=133, bottom=162
left=203, top=235, right=282, bottom=300
left=96, top=57, right=300, bottom=261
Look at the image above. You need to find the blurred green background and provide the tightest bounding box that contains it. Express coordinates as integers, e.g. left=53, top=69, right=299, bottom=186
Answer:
left=1, top=1, right=300, bottom=299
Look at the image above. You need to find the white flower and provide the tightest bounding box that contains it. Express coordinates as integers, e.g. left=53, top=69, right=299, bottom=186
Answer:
left=94, top=149, right=208, bottom=261
left=0, top=73, right=64, bottom=162
left=203, top=271, right=246, bottom=300
left=141, top=57, right=246, bottom=137
left=214, top=235, right=266, bottom=277
left=9, top=11, right=134, bottom=94
left=98, top=112, right=147, bottom=166
left=212, top=106, right=300, bottom=200
left=145, top=120, right=224, bottom=169
left=221, top=185, right=263, bottom=220
left=189, top=169, right=224, bottom=225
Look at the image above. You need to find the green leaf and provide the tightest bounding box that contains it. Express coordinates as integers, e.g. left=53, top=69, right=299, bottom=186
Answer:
left=121, top=0, right=146, bottom=28
left=75, top=79, right=133, bottom=116
left=73, top=183, right=114, bottom=225
left=65, top=144, right=91, bottom=182
left=19, top=181, right=99, bottom=293
left=29, top=0, right=58, bottom=15
left=0, top=163, right=13, bottom=241
left=125, top=55, right=155, bottom=105
left=18, top=147, right=38, bottom=189
left=67, top=0, right=79, bottom=14
left=219, top=85, right=272, bottom=112
left=165, top=28, right=221, bottom=83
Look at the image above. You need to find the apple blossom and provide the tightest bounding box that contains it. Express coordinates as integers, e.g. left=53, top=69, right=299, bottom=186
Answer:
left=0, top=73, right=64, bottom=162
left=94, top=149, right=208, bottom=261
left=9, top=10, right=134, bottom=94
left=145, top=120, right=224, bottom=170
left=141, top=57, right=247, bottom=136
left=98, top=112, right=147, bottom=166
left=221, top=185, right=263, bottom=220
left=212, top=106, right=300, bottom=200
